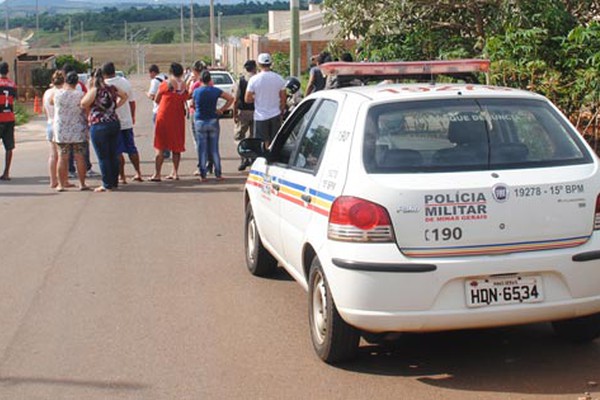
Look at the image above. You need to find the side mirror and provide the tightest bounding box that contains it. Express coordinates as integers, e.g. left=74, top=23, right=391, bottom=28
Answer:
left=237, top=138, right=268, bottom=160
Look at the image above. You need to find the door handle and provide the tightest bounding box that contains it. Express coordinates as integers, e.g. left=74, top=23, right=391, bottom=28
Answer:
left=272, top=183, right=281, bottom=191
left=301, top=194, right=312, bottom=203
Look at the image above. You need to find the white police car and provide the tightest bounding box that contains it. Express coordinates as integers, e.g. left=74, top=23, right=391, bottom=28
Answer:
left=238, top=60, right=600, bottom=363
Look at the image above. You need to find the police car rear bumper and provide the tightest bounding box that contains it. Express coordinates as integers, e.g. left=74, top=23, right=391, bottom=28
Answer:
left=337, top=295, right=600, bottom=333
left=321, top=236, right=600, bottom=333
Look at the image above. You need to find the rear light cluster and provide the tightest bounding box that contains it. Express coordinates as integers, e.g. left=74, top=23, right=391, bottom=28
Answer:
left=595, top=194, right=600, bottom=230
left=328, top=196, right=394, bottom=242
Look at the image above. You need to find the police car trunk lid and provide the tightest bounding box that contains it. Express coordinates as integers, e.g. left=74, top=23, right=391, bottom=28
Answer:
left=373, top=166, right=595, bottom=258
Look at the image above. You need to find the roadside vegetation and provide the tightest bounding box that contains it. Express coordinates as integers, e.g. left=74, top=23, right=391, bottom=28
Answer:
left=14, top=103, right=29, bottom=126
left=322, top=0, right=600, bottom=144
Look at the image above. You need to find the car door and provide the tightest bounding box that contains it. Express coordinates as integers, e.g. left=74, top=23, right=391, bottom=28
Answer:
left=279, top=98, right=340, bottom=277
left=253, top=99, right=318, bottom=261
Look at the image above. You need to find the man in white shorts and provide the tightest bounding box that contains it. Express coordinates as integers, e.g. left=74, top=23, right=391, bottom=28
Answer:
left=103, top=62, right=143, bottom=183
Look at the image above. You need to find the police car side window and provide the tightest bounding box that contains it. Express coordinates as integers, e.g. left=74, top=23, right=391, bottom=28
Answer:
left=271, top=100, right=316, bottom=165
left=293, top=100, right=337, bottom=172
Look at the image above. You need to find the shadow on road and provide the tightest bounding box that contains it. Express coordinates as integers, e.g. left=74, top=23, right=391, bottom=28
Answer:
left=338, top=324, right=600, bottom=396
left=0, top=175, right=248, bottom=194
left=0, top=375, right=148, bottom=391
left=121, top=176, right=247, bottom=194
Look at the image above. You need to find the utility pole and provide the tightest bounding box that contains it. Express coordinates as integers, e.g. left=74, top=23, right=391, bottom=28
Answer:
left=190, top=0, right=194, bottom=61
left=80, top=21, right=83, bottom=43
left=290, top=0, right=300, bottom=77
left=209, top=0, right=215, bottom=66
left=180, top=3, right=185, bottom=65
left=68, top=17, right=72, bottom=47
left=5, top=0, right=9, bottom=41
left=218, top=11, right=222, bottom=43
left=35, top=0, right=39, bottom=35
left=124, top=21, right=127, bottom=43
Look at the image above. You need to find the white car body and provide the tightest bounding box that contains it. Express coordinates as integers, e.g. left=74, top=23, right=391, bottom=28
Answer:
left=209, top=70, right=235, bottom=114
left=241, top=80, right=600, bottom=362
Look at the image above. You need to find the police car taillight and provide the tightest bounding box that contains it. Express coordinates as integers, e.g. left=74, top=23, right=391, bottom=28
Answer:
left=328, top=197, right=394, bottom=242
left=595, top=195, right=600, bottom=230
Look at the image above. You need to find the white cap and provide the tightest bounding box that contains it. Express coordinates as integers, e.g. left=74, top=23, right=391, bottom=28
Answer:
left=257, top=53, right=272, bottom=65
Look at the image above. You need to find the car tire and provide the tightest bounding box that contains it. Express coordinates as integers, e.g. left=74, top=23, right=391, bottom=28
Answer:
left=308, top=256, right=360, bottom=364
left=245, top=204, right=277, bottom=276
left=552, top=312, right=600, bottom=343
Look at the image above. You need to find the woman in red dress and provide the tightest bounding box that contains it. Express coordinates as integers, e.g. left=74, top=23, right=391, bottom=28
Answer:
left=151, top=62, right=188, bottom=181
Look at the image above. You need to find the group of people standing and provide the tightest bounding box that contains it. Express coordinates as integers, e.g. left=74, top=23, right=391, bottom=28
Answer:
left=44, top=62, right=133, bottom=192
left=0, top=50, right=345, bottom=189
left=148, top=61, right=234, bottom=181
left=40, top=59, right=236, bottom=191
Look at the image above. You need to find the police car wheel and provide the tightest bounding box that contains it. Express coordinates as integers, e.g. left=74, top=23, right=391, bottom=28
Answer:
left=245, top=204, right=277, bottom=276
left=552, top=312, right=600, bottom=343
left=308, top=256, right=360, bottom=364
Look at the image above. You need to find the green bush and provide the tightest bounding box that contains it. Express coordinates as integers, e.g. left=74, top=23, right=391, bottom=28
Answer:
left=271, top=52, right=290, bottom=78
left=55, top=55, right=89, bottom=73
left=14, top=103, right=30, bottom=126
left=149, top=29, right=175, bottom=44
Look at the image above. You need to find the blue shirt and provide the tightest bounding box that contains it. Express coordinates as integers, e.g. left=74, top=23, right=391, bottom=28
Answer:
left=193, top=86, right=223, bottom=121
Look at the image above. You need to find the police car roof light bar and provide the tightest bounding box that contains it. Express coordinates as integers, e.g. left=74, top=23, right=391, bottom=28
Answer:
left=320, top=59, right=490, bottom=84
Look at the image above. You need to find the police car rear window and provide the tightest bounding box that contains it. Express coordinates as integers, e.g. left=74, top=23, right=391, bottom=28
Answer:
left=363, top=98, right=592, bottom=173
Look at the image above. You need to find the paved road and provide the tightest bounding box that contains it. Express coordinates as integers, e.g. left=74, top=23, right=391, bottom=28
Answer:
left=0, top=75, right=598, bottom=400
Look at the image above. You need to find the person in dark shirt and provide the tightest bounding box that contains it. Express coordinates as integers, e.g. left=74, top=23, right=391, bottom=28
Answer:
left=0, top=62, right=17, bottom=181
left=233, top=59, right=256, bottom=171
left=305, top=51, right=330, bottom=96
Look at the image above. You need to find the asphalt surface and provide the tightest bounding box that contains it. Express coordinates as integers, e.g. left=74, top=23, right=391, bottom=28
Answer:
left=0, top=75, right=598, bottom=400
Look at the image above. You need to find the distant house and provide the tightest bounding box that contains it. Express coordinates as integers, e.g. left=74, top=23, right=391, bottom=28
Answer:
left=16, top=53, right=56, bottom=99
left=1, top=35, right=55, bottom=100
left=0, top=34, right=29, bottom=74
left=222, top=3, right=355, bottom=76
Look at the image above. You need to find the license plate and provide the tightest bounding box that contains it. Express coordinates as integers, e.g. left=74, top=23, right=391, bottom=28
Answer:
left=465, top=275, right=544, bottom=308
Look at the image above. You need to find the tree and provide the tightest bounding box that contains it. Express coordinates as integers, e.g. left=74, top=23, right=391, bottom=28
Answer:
left=321, top=0, right=600, bottom=142
left=321, top=0, right=503, bottom=61
left=55, top=55, right=89, bottom=73
left=252, top=16, right=264, bottom=29
left=150, top=29, right=175, bottom=44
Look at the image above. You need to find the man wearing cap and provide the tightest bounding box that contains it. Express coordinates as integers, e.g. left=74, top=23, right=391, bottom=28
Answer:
left=244, top=53, right=286, bottom=147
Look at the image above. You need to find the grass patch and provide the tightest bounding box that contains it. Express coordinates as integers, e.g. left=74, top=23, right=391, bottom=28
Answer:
left=14, top=103, right=30, bottom=126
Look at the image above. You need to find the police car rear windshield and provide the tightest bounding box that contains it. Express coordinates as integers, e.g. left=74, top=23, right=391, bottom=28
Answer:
left=363, top=98, right=592, bottom=173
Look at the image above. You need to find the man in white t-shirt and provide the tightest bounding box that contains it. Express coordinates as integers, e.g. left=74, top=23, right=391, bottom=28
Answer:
left=103, top=62, right=143, bottom=183
left=147, top=64, right=170, bottom=159
left=244, top=53, right=287, bottom=147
